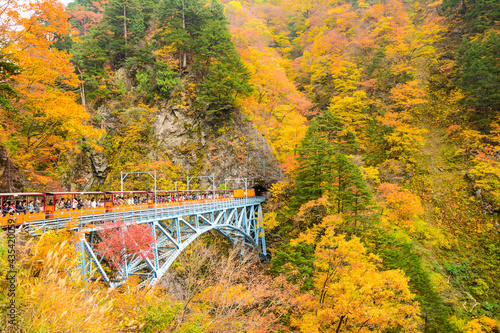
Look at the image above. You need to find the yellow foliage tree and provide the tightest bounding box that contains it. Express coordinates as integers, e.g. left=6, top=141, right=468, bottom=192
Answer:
left=290, top=215, right=422, bottom=332
left=464, top=316, right=500, bottom=333
left=1, top=228, right=203, bottom=332
left=239, top=47, right=309, bottom=172
left=327, top=61, right=370, bottom=144
left=377, top=183, right=450, bottom=248
left=380, top=112, right=427, bottom=164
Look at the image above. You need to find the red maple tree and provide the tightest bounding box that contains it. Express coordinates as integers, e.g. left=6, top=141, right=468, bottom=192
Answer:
left=96, top=220, right=156, bottom=269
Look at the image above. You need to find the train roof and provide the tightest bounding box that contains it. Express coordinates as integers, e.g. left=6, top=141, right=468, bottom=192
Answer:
left=154, top=189, right=207, bottom=192
left=0, top=192, right=45, bottom=197
left=150, top=190, right=177, bottom=193
left=150, top=190, right=214, bottom=193
left=0, top=189, right=236, bottom=198
left=105, top=191, right=149, bottom=194
left=46, top=192, right=106, bottom=195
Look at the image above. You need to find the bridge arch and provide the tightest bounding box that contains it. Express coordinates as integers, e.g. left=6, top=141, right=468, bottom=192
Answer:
left=74, top=197, right=267, bottom=287
left=147, top=224, right=261, bottom=286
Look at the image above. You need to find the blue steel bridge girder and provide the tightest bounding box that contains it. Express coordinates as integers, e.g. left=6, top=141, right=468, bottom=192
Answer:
left=27, top=197, right=266, bottom=287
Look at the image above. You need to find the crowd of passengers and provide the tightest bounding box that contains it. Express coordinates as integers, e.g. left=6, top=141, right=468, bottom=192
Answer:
left=2, top=199, right=43, bottom=216
left=2, top=192, right=232, bottom=217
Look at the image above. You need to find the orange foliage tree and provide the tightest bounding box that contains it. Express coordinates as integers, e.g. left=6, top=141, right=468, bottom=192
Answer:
left=223, top=1, right=312, bottom=173
left=1, top=0, right=102, bottom=175
left=378, top=182, right=424, bottom=232
left=239, top=47, right=310, bottom=172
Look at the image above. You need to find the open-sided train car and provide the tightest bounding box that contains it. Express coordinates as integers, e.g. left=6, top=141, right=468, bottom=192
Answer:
left=0, top=188, right=255, bottom=228
left=0, top=193, right=46, bottom=227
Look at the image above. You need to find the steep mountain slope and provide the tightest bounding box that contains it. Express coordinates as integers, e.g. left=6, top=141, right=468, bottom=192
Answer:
left=1, top=0, right=499, bottom=331
left=224, top=0, right=500, bottom=330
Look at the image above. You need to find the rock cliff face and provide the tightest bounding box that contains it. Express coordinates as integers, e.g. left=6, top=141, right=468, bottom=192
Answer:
left=61, top=148, right=109, bottom=191
left=65, top=82, right=282, bottom=191
left=153, top=98, right=282, bottom=189
left=0, top=145, right=24, bottom=192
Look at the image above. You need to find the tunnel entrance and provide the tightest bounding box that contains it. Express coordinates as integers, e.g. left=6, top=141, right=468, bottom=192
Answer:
left=252, top=184, right=267, bottom=196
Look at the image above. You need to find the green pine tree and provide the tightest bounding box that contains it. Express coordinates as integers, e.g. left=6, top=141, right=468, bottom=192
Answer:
left=157, top=0, right=207, bottom=70
left=71, top=24, right=114, bottom=101
left=330, top=154, right=372, bottom=222
left=292, top=129, right=335, bottom=210
left=442, top=0, right=500, bottom=33
left=102, top=0, right=148, bottom=69
left=455, top=32, right=500, bottom=130
left=157, top=0, right=252, bottom=113
left=291, top=111, right=371, bottom=220
left=195, top=18, right=253, bottom=113
left=0, top=52, right=19, bottom=111
left=313, top=110, right=358, bottom=154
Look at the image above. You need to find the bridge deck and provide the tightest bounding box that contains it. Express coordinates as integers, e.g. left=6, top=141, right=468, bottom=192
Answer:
left=26, top=197, right=265, bottom=235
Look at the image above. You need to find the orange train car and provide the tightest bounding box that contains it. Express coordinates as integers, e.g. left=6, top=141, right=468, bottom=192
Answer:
left=0, top=189, right=255, bottom=228
left=0, top=193, right=47, bottom=228
left=233, top=189, right=255, bottom=198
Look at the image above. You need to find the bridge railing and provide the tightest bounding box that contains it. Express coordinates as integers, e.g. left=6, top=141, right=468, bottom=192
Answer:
left=26, top=197, right=265, bottom=235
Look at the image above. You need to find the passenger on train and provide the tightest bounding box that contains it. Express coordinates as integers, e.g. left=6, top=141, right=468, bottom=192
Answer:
left=34, top=199, right=42, bottom=213
left=9, top=202, right=15, bottom=214
left=91, top=198, right=97, bottom=209
left=15, top=201, right=26, bottom=215
left=57, top=199, right=65, bottom=211
left=2, top=202, right=12, bottom=216
left=27, top=201, right=34, bottom=214
left=64, top=199, right=72, bottom=211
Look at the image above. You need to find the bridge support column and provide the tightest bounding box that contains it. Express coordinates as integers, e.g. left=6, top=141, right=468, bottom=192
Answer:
left=257, top=204, right=267, bottom=261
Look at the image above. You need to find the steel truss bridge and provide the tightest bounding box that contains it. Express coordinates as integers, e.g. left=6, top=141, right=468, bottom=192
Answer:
left=26, top=197, right=267, bottom=287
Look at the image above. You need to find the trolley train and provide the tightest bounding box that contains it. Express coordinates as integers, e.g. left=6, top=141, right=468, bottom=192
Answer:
left=0, top=188, right=255, bottom=228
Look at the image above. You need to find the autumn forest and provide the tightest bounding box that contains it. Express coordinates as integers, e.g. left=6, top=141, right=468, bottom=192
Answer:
left=1, top=0, right=500, bottom=331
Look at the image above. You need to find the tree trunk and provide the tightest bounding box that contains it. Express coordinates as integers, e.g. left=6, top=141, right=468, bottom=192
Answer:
left=181, top=0, right=187, bottom=69
left=123, top=5, right=127, bottom=53
left=77, top=67, right=86, bottom=110
left=335, top=315, right=346, bottom=333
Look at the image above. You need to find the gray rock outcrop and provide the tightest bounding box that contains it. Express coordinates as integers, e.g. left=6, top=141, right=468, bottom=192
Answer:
left=153, top=98, right=282, bottom=189
left=0, top=145, right=24, bottom=192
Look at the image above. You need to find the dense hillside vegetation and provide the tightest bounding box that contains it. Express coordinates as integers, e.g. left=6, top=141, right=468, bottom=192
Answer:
left=1, top=0, right=500, bottom=331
